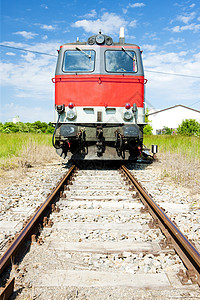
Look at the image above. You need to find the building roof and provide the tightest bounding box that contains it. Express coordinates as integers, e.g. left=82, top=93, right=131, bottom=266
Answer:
left=148, top=104, right=200, bottom=116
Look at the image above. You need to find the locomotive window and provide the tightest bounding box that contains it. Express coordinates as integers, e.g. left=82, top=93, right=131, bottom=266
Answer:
left=63, top=50, right=95, bottom=72
left=105, top=50, right=137, bottom=73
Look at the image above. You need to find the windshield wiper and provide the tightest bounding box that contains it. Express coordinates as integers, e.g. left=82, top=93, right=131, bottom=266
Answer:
left=76, top=47, right=91, bottom=59
left=122, top=47, right=134, bottom=60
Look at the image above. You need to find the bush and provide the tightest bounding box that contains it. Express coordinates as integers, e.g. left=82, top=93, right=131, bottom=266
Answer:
left=143, top=108, right=153, bottom=135
left=143, top=124, right=153, bottom=135
left=162, top=126, right=173, bottom=135
left=177, top=119, right=200, bottom=136
left=0, top=122, right=54, bottom=134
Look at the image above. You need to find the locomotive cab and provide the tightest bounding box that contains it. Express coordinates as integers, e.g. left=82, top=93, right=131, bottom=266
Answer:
left=52, top=29, right=147, bottom=160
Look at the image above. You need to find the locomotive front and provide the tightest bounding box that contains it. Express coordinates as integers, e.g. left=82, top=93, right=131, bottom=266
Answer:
left=52, top=29, right=147, bottom=160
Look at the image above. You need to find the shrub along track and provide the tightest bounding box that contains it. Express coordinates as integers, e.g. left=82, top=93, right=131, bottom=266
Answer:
left=0, top=164, right=199, bottom=299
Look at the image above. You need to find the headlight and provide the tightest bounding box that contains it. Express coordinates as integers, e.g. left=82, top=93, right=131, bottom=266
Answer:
left=96, top=34, right=105, bottom=44
left=105, top=37, right=113, bottom=45
left=67, top=110, right=76, bottom=120
left=88, top=36, right=95, bottom=45
left=124, top=110, right=133, bottom=120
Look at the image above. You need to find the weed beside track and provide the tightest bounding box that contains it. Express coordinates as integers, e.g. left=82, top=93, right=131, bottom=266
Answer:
left=0, top=133, right=57, bottom=170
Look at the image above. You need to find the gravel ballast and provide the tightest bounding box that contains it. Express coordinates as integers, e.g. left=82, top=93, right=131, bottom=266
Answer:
left=0, top=157, right=199, bottom=299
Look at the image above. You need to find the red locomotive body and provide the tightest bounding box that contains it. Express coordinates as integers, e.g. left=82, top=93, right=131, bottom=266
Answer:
left=54, top=74, right=145, bottom=108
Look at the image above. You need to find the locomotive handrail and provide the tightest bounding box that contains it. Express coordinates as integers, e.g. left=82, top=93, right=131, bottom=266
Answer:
left=52, top=76, right=148, bottom=84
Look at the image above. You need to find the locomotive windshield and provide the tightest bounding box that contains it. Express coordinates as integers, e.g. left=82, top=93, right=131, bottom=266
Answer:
left=63, top=50, right=95, bottom=72
left=105, top=50, right=137, bottom=73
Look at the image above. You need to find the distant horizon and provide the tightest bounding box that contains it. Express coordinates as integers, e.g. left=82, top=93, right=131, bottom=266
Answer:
left=0, top=119, right=53, bottom=124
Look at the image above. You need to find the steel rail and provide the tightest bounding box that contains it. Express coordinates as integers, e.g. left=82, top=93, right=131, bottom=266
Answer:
left=121, top=165, right=200, bottom=285
left=0, top=165, right=76, bottom=276
left=0, top=278, right=14, bottom=300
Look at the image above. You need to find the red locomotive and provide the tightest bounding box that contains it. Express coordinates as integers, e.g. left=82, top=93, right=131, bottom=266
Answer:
left=52, top=28, right=147, bottom=160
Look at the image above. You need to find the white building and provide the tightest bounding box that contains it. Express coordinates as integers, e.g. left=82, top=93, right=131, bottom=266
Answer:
left=13, top=116, right=20, bottom=124
left=148, top=105, right=200, bottom=135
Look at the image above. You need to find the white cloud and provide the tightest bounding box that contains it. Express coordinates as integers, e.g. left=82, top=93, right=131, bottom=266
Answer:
left=171, top=23, right=200, bottom=33
left=1, top=103, right=53, bottom=123
left=129, top=20, right=137, bottom=28
left=143, top=32, right=160, bottom=41
left=41, top=4, right=48, bottom=9
left=0, top=59, right=55, bottom=121
left=171, top=26, right=181, bottom=32
left=143, top=50, right=200, bottom=107
left=84, top=9, right=96, bottom=18
left=126, top=34, right=136, bottom=40
left=123, top=2, right=145, bottom=13
left=129, top=3, right=145, bottom=8
left=13, top=31, right=38, bottom=39
left=1, top=41, right=28, bottom=48
left=164, top=37, right=184, bottom=46
left=72, top=12, right=127, bottom=35
left=20, top=52, right=36, bottom=62
left=122, top=8, right=128, bottom=14
left=0, top=58, right=54, bottom=99
left=40, top=24, right=56, bottom=30
left=190, top=4, right=195, bottom=8
left=6, top=52, right=16, bottom=56
left=142, top=44, right=157, bottom=52
left=42, top=35, right=48, bottom=40
left=0, top=42, right=59, bottom=101
left=176, top=12, right=196, bottom=24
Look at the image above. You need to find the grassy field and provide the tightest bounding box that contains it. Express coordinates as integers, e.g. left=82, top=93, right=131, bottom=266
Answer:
left=0, top=133, right=55, bottom=169
left=1, top=133, right=199, bottom=162
left=143, top=135, right=200, bottom=161
left=144, top=135, right=200, bottom=195
left=0, top=133, right=52, bottom=158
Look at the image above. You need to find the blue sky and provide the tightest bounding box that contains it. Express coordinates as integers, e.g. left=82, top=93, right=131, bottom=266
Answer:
left=1, top=0, right=200, bottom=123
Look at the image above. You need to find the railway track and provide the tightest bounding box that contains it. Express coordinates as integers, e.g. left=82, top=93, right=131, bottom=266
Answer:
left=0, top=164, right=200, bottom=299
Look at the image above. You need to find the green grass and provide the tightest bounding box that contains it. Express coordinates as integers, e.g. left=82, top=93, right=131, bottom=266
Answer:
left=0, top=133, right=52, bottom=159
left=143, top=135, right=200, bottom=160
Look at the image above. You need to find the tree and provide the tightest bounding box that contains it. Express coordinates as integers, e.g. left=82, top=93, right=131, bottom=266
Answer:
left=177, top=119, right=200, bottom=136
left=0, top=121, right=54, bottom=134
left=143, top=124, right=153, bottom=135
left=2, top=122, right=18, bottom=133
left=143, top=108, right=153, bottom=135
left=0, top=123, right=3, bottom=132
left=162, top=126, right=173, bottom=135
left=46, top=123, right=55, bottom=134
